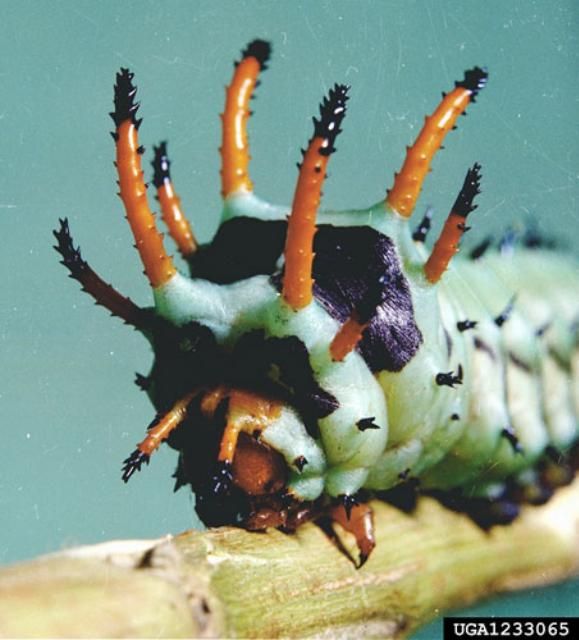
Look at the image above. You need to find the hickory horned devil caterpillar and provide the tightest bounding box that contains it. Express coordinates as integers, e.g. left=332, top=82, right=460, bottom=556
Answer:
left=54, top=39, right=579, bottom=566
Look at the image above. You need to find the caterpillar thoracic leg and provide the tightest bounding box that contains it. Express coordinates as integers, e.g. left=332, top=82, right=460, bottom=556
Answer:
left=122, top=389, right=200, bottom=482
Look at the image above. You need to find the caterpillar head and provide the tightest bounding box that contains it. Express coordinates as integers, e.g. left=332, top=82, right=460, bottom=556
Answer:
left=55, top=40, right=488, bottom=556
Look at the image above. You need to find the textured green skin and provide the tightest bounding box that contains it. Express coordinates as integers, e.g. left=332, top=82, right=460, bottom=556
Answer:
left=153, top=192, right=579, bottom=501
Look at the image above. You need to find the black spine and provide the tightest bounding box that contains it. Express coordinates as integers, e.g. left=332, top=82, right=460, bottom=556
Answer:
left=452, top=163, right=482, bottom=217
left=240, top=39, right=271, bottom=70
left=53, top=218, right=89, bottom=279
left=110, top=68, right=141, bottom=129
left=495, top=296, right=516, bottom=327
left=412, top=206, right=433, bottom=243
left=312, top=84, right=350, bottom=156
left=455, top=67, right=488, bottom=100
left=470, top=235, right=493, bottom=260
left=152, top=141, right=170, bottom=188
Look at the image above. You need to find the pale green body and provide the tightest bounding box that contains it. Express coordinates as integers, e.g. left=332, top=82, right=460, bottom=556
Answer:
left=154, top=193, right=579, bottom=500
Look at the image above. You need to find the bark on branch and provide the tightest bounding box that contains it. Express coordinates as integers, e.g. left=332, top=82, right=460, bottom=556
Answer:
left=1, top=480, right=578, bottom=639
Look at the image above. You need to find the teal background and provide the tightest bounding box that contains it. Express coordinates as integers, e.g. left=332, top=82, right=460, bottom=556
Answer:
left=0, top=0, right=577, bottom=636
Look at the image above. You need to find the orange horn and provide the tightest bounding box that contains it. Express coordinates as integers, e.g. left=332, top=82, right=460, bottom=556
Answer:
left=282, top=84, right=349, bottom=310
left=386, top=67, right=487, bottom=219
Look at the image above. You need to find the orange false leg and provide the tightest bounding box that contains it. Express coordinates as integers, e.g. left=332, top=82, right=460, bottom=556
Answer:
left=330, top=313, right=368, bottom=362
left=424, top=163, right=482, bottom=283
left=112, top=69, right=176, bottom=288
left=386, top=67, right=487, bottom=218
left=282, top=84, right=349, bottom=310
left=122, top=390, right=199, bottom=482
left=152, top=142, right=198, bottom=258
left=329, top=501, right=376, bottom=567
left=221, top=40, right=271, bottom=198
left=53, top=218, right=147, bottom=330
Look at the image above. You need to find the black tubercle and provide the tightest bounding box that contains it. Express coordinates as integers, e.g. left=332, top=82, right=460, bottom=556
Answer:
left=435, top=364, right=463, bottom=388
left=495, top=296, right=516, bottom=327
left=121, top=449, right=150, bottom=483
left=110, top=68, right=141, bottom=130
left=457, top=319, right=478, bottom=332
left=357, top=417, right=381, bottom=432
left=134, top=373, right=151, bottom=391
left=151, top=141, right=170, bottom=188
left=469, top=235, right=493, bottom=260
left=240, top=39, right=271, bottom=70
left=501, top=426, right=523, bottom=454
left=337, top=494, right=359, bottom=520
left=312, top=84, right=349, bottom=156
left=412, top=206, right=433, bottom=243
left=455, top=67, right=488, bottom=100
left=293, top=456, right=308, bottom=472
left=452, top=163, right=482, bottom=217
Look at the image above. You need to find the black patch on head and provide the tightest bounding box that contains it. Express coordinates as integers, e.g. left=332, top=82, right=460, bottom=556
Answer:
left=151, top=141, right=170, bottom=188
left=230, top=331, right=339, bottom=431
left=147, top=319, right=221, bottom=412
left=189, top=217, right=287, bottom=283
left=310, top=226, right=423, bottom=372
left=191, top=218, right=422, bottom=374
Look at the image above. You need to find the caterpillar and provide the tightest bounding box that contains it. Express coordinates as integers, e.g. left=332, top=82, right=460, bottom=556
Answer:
left=54, top=39, right=579, bottom=566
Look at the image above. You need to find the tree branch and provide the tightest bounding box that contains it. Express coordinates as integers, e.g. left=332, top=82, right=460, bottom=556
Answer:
left=1, top=479, right=578, bottom=638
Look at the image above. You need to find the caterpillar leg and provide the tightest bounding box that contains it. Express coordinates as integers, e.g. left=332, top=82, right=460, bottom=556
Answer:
left=53, top=218, right=147, bottom=329
left=282, top=84, right=349, bottom=310
left=385, top=68, right=487, bottom=218
left=151, top=142, right=198, bottom=259
left=122, top=389, right=199, bottom=482
left=328, top=500, right=376, bottom=567
left=220, top=40, right=271, bottom=199
left=208, top=388, right=284, bottom=497
left=112, top=69, right=177, bottom=288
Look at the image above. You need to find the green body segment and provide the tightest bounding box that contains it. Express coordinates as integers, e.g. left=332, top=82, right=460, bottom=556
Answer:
left=153, top=192, right=579, bottom=501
